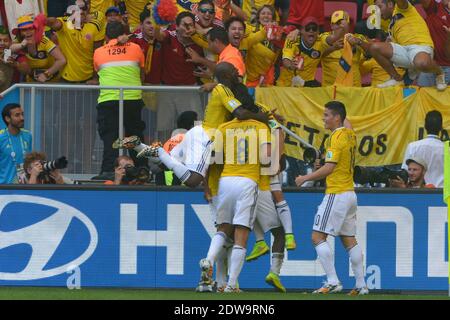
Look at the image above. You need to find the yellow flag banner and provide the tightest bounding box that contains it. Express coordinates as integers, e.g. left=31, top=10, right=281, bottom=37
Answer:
left=256, top=86, right=450, bottom=166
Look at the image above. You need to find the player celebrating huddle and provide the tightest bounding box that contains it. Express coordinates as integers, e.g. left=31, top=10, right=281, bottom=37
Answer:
left=295, top=101, right=368, bottom=295
left=199, top=112, right=273, bottom=293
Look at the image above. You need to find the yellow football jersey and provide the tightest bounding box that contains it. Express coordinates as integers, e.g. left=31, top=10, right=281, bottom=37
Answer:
left=320, top=33, right=366, bottom=87
left=125, top=0, right=148, bottom=31
left=324, top=127, right=357, bottom=194
left=90, top=0, right=115, bottom=15
left=277, top=35, right=325, bottom=86
left=359, top=58, right=405, bottom=86
left=23, top=36, right=56, bottom=82
left=390, top=2, right=433, bottom=47
left=57, top=17, right=101, bottom=81
left=202, top=84, right=242, bottom=135
left=245, top=25, right=279, bottom=83
left=219, top=118, right=271, bottom=184
left=90, top=10, right=106, bottom=42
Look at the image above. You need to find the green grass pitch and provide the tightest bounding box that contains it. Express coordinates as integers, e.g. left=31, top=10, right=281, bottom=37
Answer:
left=0, top=287, right=449, bottom=300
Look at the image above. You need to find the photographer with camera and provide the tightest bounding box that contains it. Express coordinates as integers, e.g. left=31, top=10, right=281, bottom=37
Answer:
left=389, top=157, right=435, bottom=189
left=19, top=152, right=68, bottom=184
left=105, top=155, right=149, bottom=185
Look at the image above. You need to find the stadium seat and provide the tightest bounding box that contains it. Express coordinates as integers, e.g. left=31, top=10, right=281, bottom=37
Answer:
left=324, top=1, right=358, bottom=32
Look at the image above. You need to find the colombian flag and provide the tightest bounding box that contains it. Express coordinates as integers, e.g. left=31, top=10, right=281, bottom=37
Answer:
left=334, top=36, right=353, bottom=87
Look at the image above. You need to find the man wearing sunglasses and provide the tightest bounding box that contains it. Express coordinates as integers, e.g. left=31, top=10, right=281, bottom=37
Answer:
left=196, top=0, right=223, bottom=29
left=277, top=16, right=342, bottom=87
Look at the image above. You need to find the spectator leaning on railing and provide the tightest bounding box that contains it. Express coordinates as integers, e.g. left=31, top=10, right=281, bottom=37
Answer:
left=0, top=103, right=32, bottom=184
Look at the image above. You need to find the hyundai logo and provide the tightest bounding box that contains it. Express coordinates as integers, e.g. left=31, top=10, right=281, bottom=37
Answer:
left=0, top=195, right=98, bottom=281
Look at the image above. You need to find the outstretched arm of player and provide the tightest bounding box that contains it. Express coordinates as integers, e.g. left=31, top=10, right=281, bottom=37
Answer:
left=295, top=162, right=336, bottom=186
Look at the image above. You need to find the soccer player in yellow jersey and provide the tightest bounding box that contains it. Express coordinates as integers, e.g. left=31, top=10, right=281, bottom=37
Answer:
left=295, top=101, right=368, bottom=296
left=348, top=0, right=446, bottom=90
left=116, top=62, right=270, bottom=188
left=198, top=116, right=272, bottom=293
left=320, top=11, right=367, bottom=87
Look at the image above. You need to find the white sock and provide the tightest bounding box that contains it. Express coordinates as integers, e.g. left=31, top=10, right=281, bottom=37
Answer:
left=315, top=241, right=339, bottom=285
left=227, top=245, right=246, bottom=288
left=253, top=220, right=265, bottom=242
left=157, top=147, right=191, bottom=182
left=270, top=252, right=284, bottom=275
left=215, top=248, right=228, bottom=288
left=275, top=200, right=293, bottom=234
left=206, top=232, right=227, bottom=264
left=133, top=143, right=148, bottom=153
left=348, top=244, right=366, bottom=288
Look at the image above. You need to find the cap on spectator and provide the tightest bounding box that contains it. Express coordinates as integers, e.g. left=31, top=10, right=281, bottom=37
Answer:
left=331, top=10, right=350, bottom=24
left=406, top=157, right=428, bottom=172
left=12, top=15, right=34, bottom=35
left=301, top=16, right=319, bottom=27
left=106, top=6, right=121, bottom=15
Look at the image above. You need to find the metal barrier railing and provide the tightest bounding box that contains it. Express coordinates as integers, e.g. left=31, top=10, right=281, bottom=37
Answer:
left=1, top=84, right=208, bottom=175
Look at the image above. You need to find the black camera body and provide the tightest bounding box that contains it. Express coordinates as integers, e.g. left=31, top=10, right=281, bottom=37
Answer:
left=354, top=166, right=409, bottom=186
left=123, top=165, right=150, bottom=183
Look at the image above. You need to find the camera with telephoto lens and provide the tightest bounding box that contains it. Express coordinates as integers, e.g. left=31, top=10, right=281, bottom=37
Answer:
left=123, top=164, right=150, bottom=183
left=303, top=147, right=320, bottom=164
left=42, top=156, right=68, bottom=172
left=353, top=166, right=408, bottom=186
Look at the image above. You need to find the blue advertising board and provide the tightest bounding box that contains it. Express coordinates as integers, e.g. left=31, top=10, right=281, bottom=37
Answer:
left=0, top=188, right=447, bottom=291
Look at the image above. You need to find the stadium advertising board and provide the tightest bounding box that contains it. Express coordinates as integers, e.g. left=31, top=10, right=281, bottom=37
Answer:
left=0, top=189, right=447, bottom=291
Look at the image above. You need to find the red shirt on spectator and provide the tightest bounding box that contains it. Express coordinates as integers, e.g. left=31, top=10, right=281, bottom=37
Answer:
left=287, top=0, right=325, bottom=27
left=160, top=29, right=204, bottom=85
left=424, top=0, right=450, bottom=66
left=131, top=31, right=163, bottom=84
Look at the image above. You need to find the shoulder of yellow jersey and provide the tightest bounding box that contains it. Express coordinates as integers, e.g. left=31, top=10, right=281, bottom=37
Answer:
left=214, top=83, right=235, bottom=97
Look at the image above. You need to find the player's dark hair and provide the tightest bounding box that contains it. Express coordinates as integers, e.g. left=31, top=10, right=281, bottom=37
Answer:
left=177, top=111, right=198, bottom=130
left=2, top=103, right=21, bottom=125
left=425, top=110, right=442, bottom=135
left=214, top=62, right=255, bottom=110
left=106, top=21, right=125, bottom=39
left=176, top=11, right=195, bottom=26
left=224, top=16, right=246, bottom=32
left=207, top=27, right=229, bottom=45
left=325, top=100, right=346, bottom=122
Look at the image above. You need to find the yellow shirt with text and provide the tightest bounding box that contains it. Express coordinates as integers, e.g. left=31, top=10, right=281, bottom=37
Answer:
left=219, top=118, right=271, bottom=184
left=324, top=127, right=356, bottom=194
left=277, top=35, right=325, bottom=86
